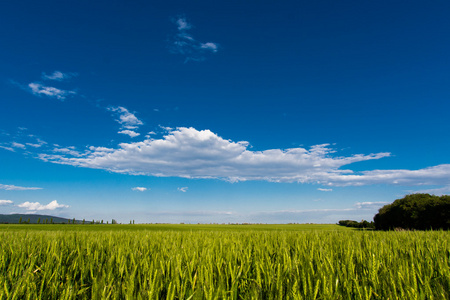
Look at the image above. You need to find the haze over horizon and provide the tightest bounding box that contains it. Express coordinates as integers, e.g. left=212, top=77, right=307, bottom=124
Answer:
left=1, top=0, right=449, bottom=223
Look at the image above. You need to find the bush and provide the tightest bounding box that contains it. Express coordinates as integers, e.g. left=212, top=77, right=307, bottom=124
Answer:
left=374, top=193, right=450, bottom=230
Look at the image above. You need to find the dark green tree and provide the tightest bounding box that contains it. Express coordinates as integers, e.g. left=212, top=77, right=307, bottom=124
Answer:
left=374, top=193, right=450, bottom=230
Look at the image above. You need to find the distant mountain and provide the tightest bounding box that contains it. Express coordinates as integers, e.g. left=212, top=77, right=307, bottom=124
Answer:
left=0, top=214, right=81, bottom=224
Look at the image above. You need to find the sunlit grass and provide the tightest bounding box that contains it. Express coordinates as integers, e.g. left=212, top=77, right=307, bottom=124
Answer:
left=0, top=225, right=448, bottom=299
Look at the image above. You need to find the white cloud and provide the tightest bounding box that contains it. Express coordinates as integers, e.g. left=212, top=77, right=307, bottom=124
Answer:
left=132, top=187, right=148, bottom=192
left=52, top=147, right=85, bottom=157
left=176, top=18, right=192, bottom=30
left=28, top=82, right=76, bottom=100
left=412, top=185, right=450, bottom=196
left=0, top=145, right=15, bottom=152
left=159, top=125, right=173, bottom=131
left=354, top=202, right=390, bottom=209
left=42, top=71, right=78, bottom=81
left=17, top=200, right=69, bottom=211
left=317, top=188, right=333, bottom=192
left=118, top=130, right=140, bottom=138
left=324, top=164, right=450, bottom=186
left=36, top=127, right=389, bottom=182
left=178, top=187, right=188, bottom=192
left=170, top=17, right=220, bottom=62
left=11, top=142, right=26, bottom=149
left=26, top=142, right=44, bottom=148
left=200, top=42, right=219, bottom=53
left=108, top=106, right=143, bottom=134
left=0, top=200, right=13, bottom=205
left=0, top=184, right=42, bottom=190
left=32, top=126, right=450, bottom=188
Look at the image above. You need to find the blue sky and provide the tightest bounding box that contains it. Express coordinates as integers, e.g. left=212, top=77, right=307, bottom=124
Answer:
left=1, top=0, right=449, bottom=223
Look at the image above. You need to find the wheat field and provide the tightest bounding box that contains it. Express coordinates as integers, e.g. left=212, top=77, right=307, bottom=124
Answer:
left=0, top=226, right=449, bottom=299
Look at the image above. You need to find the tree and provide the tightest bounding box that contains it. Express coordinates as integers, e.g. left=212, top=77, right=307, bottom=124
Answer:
left=338, top=220, right=374, bottom=229
left=374, top=194, right=450, bottom=230
left=19, top=217, right=22, bottom=224
left=37, top=218, right=41, bottom=224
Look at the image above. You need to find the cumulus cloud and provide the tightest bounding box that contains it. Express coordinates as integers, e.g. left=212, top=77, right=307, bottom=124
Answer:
left=132, top=187, right=148, bottom=192
left=0, top=184, right=42, bottom=190
left=35, top=127, right=391, bottom=183
left=28, top=83, right=76, bottom=100
left=119, top=130, right=140, bottom=138
left=169, top=17, right=220, bottom=62
left=0, top=200, right=13, bottom=205
left=42, top=71, right=78, bottom=81
left=30, top=126, right=450, bottom=187
left=178, top=187, right=188, bottom=192
left=17, top=200, right=69, bottom=211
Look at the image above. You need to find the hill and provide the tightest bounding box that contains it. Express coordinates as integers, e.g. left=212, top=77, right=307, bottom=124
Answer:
left=0, top=214, right=81, bottom=224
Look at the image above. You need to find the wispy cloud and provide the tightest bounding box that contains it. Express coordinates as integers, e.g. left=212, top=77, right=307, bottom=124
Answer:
left=0, top=146, right=15, bottom=152
left=317, top=188, right=333, bottom=192
left=10, top=71, right=77, bottom=100
left=52, top=146, right=85, bottom=157
left=412, top=185, right=450, bottom=196
left=178, top=187, right=188, bottom=192
left=28, top=82, right=76, bottom=100
left=11, top=142, right=26, bottom=149
left=169, top=17, right=220, bottom=62
left=324, top=164, right=450, bottom=187
left=118, top=130, right=140, bottom=138
left=354, top=202, right=390, bottom=209
left=0, top=200, right=13, bottom=205
left=0, top=184, right=42, bottom=191
left=17, top=200, right=69, bottom=211
left=108, top=106, right=143, bottom=137
left=132, top=187, right=148, bottom=192
left=42, top=71, right=78, bottom=81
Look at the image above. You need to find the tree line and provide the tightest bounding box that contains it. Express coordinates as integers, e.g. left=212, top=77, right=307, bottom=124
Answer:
left=339, top=193, right=450, bottom=230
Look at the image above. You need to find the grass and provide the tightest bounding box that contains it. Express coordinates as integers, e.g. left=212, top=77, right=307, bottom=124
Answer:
left=0, top=225, right=448, bottom=299
left=0, top=223, right=352, bottom=232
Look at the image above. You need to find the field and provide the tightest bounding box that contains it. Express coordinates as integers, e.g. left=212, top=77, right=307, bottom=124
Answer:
left=0, top=224, right=449, bottom=299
